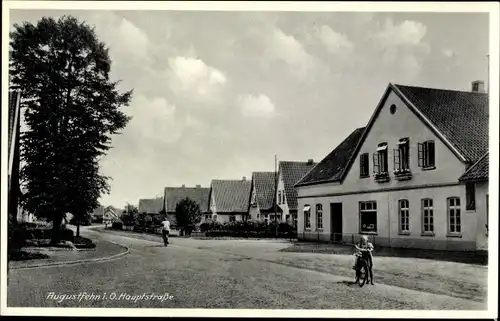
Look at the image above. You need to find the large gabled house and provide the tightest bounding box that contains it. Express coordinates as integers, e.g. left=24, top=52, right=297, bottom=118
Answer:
left=276, top=160, right=318, bottom=226
left=295, top=81, right=489, bottom=251
left=249, top=172, right=281, bottom=224
left=164, top=185, right=211, bottom=227
left=208, top=178, right=252, bottom=222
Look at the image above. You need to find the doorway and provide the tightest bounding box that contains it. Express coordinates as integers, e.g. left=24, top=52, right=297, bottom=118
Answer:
left=330, top=203, right=343, bottom=243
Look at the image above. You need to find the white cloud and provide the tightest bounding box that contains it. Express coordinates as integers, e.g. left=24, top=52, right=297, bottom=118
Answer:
left=126, top=95, right=181, bottom=144
left=314, top=25, right=354, bottom=54
left=237, top=93, right=276, bottom=118
left=83, top=12, right=151, bottom=65
left=167, top=56, right=227, bottom=103
left=442, top=48, right=457, bottom=58
left=266, top=29, right=317, bottom=79
left=374, top=18, right=427, bottom=48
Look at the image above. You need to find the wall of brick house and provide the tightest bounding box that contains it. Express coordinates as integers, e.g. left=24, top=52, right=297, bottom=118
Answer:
left=297, top=184, right=480, bottom=250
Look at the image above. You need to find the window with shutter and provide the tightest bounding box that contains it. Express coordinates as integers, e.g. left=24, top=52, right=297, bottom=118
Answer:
left=373, top=153, right=379, bottom=174
left=360, top=153, right=369, bottom=178
left=394, top=148, right=401, bottom=171
left=418, top=142, right=423, bottom=167
left=418, top=141, right=436, bottom=169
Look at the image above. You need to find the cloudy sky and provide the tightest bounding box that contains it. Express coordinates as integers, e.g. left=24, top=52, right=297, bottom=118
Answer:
left=9, top=9, right=489, bottom=208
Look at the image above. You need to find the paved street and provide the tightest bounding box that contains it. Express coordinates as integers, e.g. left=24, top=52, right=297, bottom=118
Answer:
left=7, top=228, right=487, bottom=310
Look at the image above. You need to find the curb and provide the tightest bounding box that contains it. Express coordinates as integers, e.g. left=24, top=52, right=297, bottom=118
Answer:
left=9, top=240, right=131, bottom=270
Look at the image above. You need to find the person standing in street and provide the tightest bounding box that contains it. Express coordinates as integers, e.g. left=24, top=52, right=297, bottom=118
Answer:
left=161, top=218, right=171, bottom=246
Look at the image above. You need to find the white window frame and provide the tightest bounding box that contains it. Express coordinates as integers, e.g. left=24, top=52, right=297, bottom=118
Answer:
left=447, top=197, right=462, bottom=235
left=316, top=204, right=323, bottom=230
left=418, top=140, right=436, bottom=169
left=304, top=205, right=311, bottom=230
left=398, top=199, right=410, bottom=234
left=359, top=201, right=377, bottom=233
left=421, top=198, right=434, bottom=234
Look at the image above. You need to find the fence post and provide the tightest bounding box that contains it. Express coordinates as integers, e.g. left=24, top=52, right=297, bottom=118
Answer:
left=352, top=234, right=354, bottom=245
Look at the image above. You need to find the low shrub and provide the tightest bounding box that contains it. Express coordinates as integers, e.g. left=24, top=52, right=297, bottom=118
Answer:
left=111, top=221, right=123, bottom=230
left=8, top=250, right=50, bottom=261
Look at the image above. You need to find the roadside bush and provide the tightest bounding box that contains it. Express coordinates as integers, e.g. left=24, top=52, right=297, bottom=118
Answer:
left=111, top=221, right=123, bottom=230
left=200, top=220, right=294, bottom=238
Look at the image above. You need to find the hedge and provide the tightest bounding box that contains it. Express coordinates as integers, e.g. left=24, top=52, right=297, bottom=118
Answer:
left=199, top=221, right=296, bottom=238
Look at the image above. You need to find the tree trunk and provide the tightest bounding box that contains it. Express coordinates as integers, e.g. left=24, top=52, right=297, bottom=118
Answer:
left=76, top=222, right=80, bottom=237
left=51, top=212, right=63, bottom=245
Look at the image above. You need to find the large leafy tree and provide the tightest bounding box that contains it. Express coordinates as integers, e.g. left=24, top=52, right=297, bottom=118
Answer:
left=10, top=16, right=132, bottom=244
left=175, top=198, right=201, bottom=236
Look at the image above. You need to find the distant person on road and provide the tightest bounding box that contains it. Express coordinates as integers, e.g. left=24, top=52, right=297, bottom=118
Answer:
left=161, top=219, right=171, bottom=245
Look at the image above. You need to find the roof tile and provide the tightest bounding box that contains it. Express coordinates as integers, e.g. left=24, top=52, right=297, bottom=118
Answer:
left=296, top=127, right=366, bottom=186
left=395, top=84, right=489, bottom=163
left=164, top=187, right=211, bottom=213
left=211, top=180, right=252, bottom=213
left=138, top=197, right=164, bottom=214
left=459, top=152, right=489, bottom=182
left=252, top=172, right=277, bottom=210
left=281, top=161, right=317, bottom=210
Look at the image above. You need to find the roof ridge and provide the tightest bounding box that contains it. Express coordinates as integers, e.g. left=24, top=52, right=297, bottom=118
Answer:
left=393, top=83, right=489, bottom=95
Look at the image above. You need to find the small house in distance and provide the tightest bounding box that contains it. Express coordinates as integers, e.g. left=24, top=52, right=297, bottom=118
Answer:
left=276, top=160, right=318, bottom=226
left=249, top=172, right=281, bottom=224
left=209, top=178, right=252, bottom=222
left=164, top=185, right=211, bottom=228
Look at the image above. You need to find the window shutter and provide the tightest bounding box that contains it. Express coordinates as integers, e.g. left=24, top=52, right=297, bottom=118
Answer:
left=428, top=141, right=435, bottom=166
left=373, top=153, right=379, bottom=174
left=393, top=148, right=400, bottom=171
left=359, top=154, right=364, bottom=176
left=417, top=142, right=423, bottom=167
left=365, top=153, right=370, bottom=175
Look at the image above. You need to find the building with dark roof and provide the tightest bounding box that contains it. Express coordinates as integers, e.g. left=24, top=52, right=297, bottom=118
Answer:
left=276, top=160, right=317, bottom=226
left=295, top=81, right=489, bottom=251
left=164, top=185, right=211, bottom=226
left=209, top=178, right=252, bottom=222
left=249, top=172, right=281, bottom=223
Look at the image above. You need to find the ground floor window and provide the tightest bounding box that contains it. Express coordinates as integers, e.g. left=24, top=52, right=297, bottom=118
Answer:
left=316, top=204, right=323, bottom=229
left=204, top=214, right=211, bottom=221
left=359, top=201, right=377, bottom=233
left=398, top=199, right=410, bottom=233
left=229, top=215, right=236, bottom=223
left=447, top=197, right=461, bottom=234
left=304, top=205, right=311, bottom=229
left=421, top=198, right=434, bottom=233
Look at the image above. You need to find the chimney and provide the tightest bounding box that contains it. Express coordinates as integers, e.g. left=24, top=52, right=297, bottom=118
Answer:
left=242, top=176, right=246, bottom=181
left=181, top=184, right=185, bottom=188
left=307, top=159, right=314, bottom=165
left=196, top=184, right=201, bottom=188
left=471, top=80, right=485, bottom=93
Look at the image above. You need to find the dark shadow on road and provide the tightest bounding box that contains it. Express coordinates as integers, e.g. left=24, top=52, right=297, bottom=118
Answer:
left=281, top=242, right=488, bottom=266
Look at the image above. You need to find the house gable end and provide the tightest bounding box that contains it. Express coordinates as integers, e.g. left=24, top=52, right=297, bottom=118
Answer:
left=340, top=83, right=467, bottom=185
